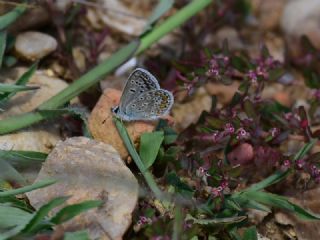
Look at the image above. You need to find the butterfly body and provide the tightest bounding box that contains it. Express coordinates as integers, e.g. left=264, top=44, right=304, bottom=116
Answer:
left=112, top=68, right=174, bottom=121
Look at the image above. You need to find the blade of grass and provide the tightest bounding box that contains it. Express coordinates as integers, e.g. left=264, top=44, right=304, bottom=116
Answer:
left=0, top=179, right=56, bottom=197
left=115, top=118, right=163, bottom=199
left=0, top=83, right=38, bottom=93
left=242, top=191, right=320, bottom=220
left=0, top=5, right=26, bottom=31
left=0, top=31, right=6, bottom=68
left=50, top=200, right=102, bottom=224
left=0, top=0, right=212, bottom=134
left=22, top=196, right=69, bottom=233
left=0, top=62, right=38, bottom=102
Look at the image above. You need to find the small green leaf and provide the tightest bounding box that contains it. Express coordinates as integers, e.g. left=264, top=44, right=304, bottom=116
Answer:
left=64, top=230, right=90, bottom=240
left=142, top=0, right=174, bottom=34
left=0, top=6, right=26, bottom=31
left=185, top=214, right=246, bottom=225
left=140, top=131, right=164, bottom=169
left=0, top=179, right=56, bottom=197
left=242, top=226, right=258, bottom=240
left=50, top=200, right=102, bottom=224
left=243, top=99, right=257, bottom=119
left=231, top=55, right=249, bottom=72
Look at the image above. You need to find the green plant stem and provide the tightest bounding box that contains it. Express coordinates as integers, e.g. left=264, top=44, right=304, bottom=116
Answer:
left=0, top=0, right=212, bottom=134
left=114, top=118, right=163, bottom=199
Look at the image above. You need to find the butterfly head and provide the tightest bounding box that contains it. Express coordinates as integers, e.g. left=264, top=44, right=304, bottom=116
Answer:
left=111, top=106, right=119, bottom=114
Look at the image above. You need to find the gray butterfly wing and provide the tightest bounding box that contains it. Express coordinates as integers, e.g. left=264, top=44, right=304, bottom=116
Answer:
left=119, top=68, right=160, bottom=112
left=124, top=89, right=174, bottom=120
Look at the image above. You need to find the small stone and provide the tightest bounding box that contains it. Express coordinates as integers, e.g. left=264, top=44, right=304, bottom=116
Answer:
left=281, top=0, right=320, bottom=57
left=26, top=137, right=139, bottom=240
left=172, top=87, right=212, bottom=131
left=88, top=88, right=155, bottom=159
left=227, top=143, right=254, bottom=165
left=15, top=31, right=57, bottom=61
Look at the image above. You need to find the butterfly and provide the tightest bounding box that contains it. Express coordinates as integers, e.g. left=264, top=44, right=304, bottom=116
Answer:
left=112, top=68, right=174, bottom=121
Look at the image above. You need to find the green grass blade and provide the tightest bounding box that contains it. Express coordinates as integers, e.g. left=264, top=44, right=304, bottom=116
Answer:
left=293, top=139, right=317, bottom=161
left=243, top=170, right=290, bottom=192
left=0, top=62, right=38, bottom=102
left=50, top=200, right=102, bottom=224
left=38, top=40, right=139, bottom=110
left=0, top=6, right=26, bottom=31
left=0, top=83, right=38, bottom=93
left=242, top=191, right=320, bottom=220
left=0, top=31, right=7, bottom=68
left=0, top=179, right=56, bottom=197
left=142, top=0, right=174, bottom=34
left=22, top=196, right=69, bottom=233
left=115, top=118, right=164, bottom=198
left=0, top=0, right=212, bottom=134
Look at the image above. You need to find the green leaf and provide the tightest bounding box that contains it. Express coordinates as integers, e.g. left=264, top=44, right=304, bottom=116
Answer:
left=0, top=6, right=26, bottom=31
left=64, top=230, right=90, bottom=240
left=185, top=214, right=246, bottom=225
left=139, top=131, right=164, bottom=169
left=243, top=99, right=257, bottom=119
left=50, top=200, right=102, bottom=224
left=22, top=197, right=69, bottom=234
left=0, top=179, right=56, bottom=197
left=242, top=226, right=258, bottom=240
left=231, top=55, right=249, bottom=72
left=242, top=191, right=320, bottom=220
left=0, top=31, right=7, bottom=69
left=142, top=0, right=174, bottom=34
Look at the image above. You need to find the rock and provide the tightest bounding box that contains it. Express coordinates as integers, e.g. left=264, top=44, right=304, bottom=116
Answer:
left=256, top=0, right=286, bottom=30
left=0, top=68, right=71, bottom=153
left=214, top=27, right=244, bottom=50
left=90, top=0, right=152, bottom=35
left=1, top=68, right=71, bottom=116
left=205, top=81, right=240, bottom=105
left=172, top=87, right=211, bottom=131
left=281, top=0, right=320, bottom=57
left=15, top=31, right=58, bottom=61
left=227, top=143, right=254, bottom=165
left=26, top=137, right=139, bottom=240
left=8, top=6, right=50, bottom=33
left=88, top=88, right=155, bottom=159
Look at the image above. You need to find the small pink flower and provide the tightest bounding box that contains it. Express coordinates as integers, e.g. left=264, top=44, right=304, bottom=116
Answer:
left=224, top=123, right=235, bottom=134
